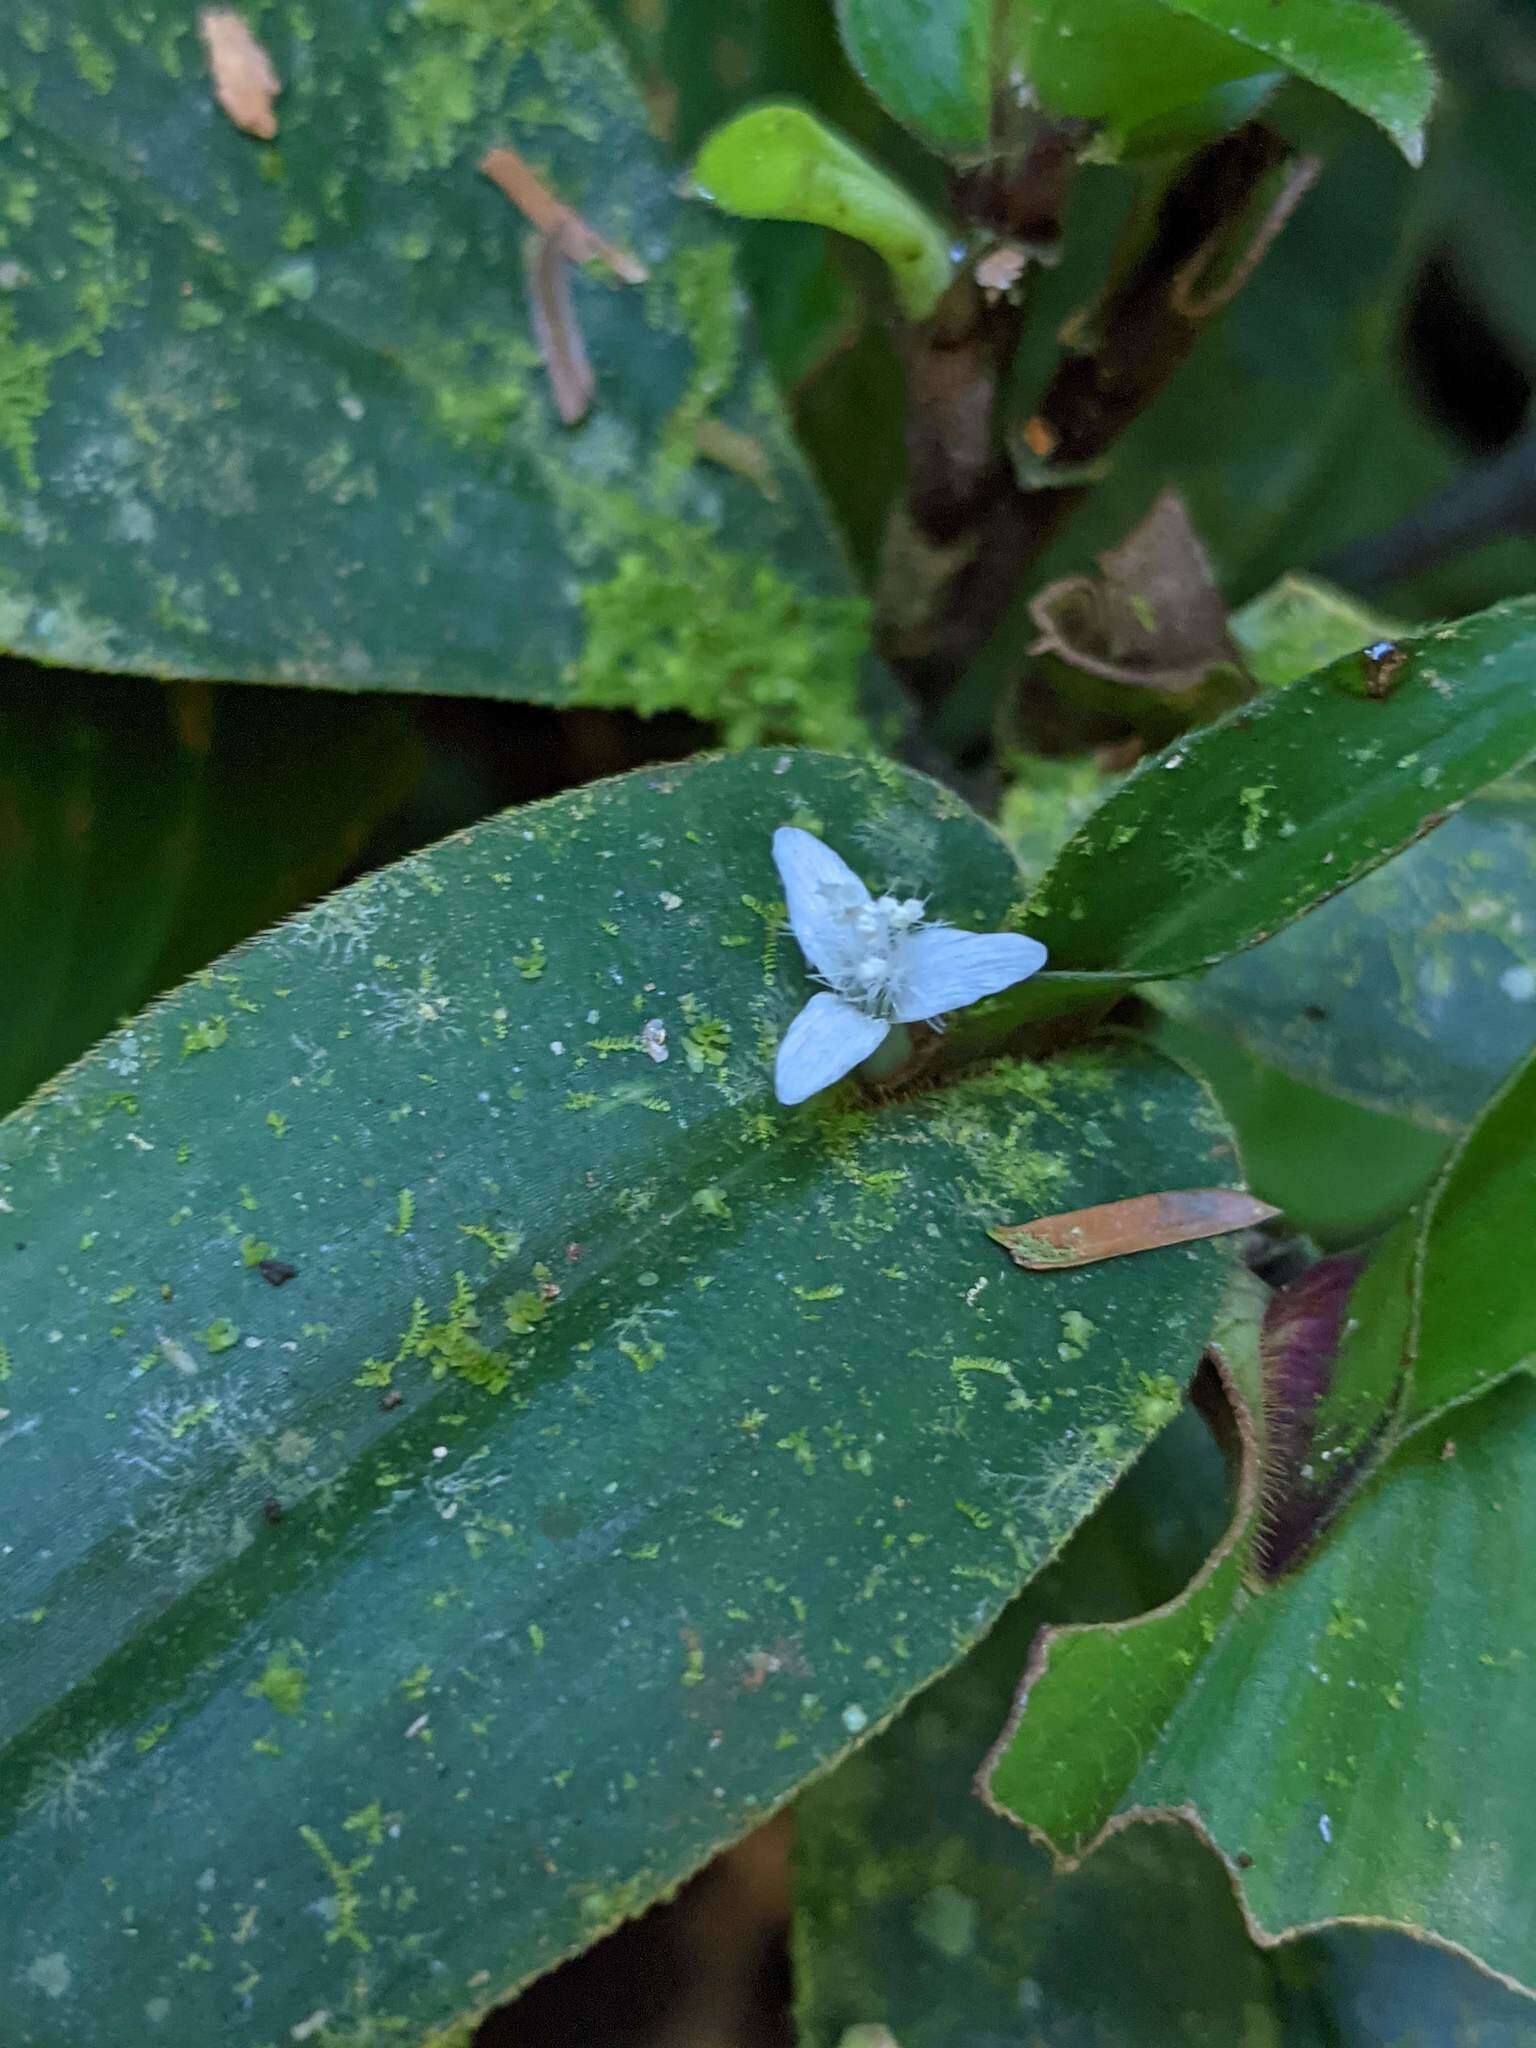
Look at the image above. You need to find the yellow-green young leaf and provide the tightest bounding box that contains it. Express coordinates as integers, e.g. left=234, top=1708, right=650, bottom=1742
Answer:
left=693, top=106, right=953, bottom=321
left=0, top=0, right=874, bottom=746
left=0, top=750, right=1240, bottom=2048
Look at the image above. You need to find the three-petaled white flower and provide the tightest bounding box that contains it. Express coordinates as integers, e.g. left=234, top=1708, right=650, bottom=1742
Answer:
left=772, top=826, right=1048, bottom=1105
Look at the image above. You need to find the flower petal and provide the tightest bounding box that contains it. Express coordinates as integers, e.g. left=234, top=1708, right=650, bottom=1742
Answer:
left=775, top=992, right=889, bottom=1105
left=772, top=826, right=871, bottom=979
left=892, top=927, right=1048, bottom=1023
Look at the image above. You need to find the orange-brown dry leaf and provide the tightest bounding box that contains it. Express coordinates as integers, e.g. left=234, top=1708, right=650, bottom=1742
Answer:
left=199, top=10, right=281, bottom=141
left=990, top=1189, right=1279, bottom=1270
left=480, top=147, right=648, bottom=284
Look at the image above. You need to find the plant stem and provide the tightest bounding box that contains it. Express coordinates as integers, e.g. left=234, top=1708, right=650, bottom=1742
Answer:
left=881, top=122, right=1316, bottom=717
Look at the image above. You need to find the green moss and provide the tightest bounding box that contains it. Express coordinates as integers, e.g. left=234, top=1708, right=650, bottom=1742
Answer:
left=180, top=1015, right=229, bottom=1057
left=354, top=1274, right=524, bottom=1393
left=418, top=334, right=535, bottom=449
left=386, top=47, right=481, bottom=171
left=0, top=303, right=49, bottom=493
left=419, top=2023, right=478, bottom=2048
left=504, top=1288, right=548, bottom=1335
left=1132, top=1371, right=1184, bottom=1435
left=4, top=177, right=38, bottom=229
left=431, top=0, right=563, bottom=31
left=298, top=1825, right=373, bottom=1952
left=657, top=243, right=739, bottom=464
left=410, top=1273, right=514, bottom=1391
left=67, top=30, right=116, bottom=93
left=922, top=1084, right=1072, bottom=1221
left=680, top=996, right=731, bottom=1073
left=458, top=1222, right=523, bottom=1261
left=570, top=512, right=869, bottom=750
left=248, top=1651, right=308, bottom=1717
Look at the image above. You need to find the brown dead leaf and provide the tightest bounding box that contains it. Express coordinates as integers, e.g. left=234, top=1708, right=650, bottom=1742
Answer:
left=199, top=10, right=280, bottom=141
left=481, top=147, right=648, bottom=284
left=1029, top=490, right=1249, bottom=698
left=524, top=231, right=594, bottom=428
left=990, top=1188, right=1280, bottom=1270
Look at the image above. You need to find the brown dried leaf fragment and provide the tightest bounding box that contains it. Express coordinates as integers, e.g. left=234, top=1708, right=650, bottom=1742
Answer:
left=1029, top=490, right=1248, bottom=697
left=481, top=147, right=648, bottom=284
left=693, top=418, right=779, bottom=500
left=991, top=1189, right=1279, bottom=1270
left=199, top=9, right=280, bottom=141
left=524, top=231, right=594, bottom=428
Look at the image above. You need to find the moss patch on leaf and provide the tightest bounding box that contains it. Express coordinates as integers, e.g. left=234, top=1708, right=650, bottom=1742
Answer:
left=571, top=517, right=869, bottom=749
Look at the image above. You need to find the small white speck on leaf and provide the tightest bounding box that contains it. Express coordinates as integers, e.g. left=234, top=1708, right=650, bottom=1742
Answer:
left=25, top=1953, right=72, bottom=1999
left=641, top=1019, right=669, bottom=1063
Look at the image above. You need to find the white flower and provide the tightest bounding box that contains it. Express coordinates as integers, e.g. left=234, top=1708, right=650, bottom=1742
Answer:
left=771, top=826, right=1048, bottom=1105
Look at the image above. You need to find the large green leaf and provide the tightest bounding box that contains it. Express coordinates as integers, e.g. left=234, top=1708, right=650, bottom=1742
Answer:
left=795, top=1400, right=1536, bottom=2046
left=1152, top=1011, right=1452, bottom=1248
left=0, top=0, right=873, bottom=744
left=794, top=1408, right=1291, bottom=2048
left=0, top=749, right=1237, bottom=2046
left=984, top=1048, right=1536, bottom=1996
left=0, top=661, right=419, bottom=1116
left=1144, top=591, right=1536, bottom=1159
left=1027, top=598, right=1536, bottom=980
left=993, top=1382, right=1536, bottom=1999
left=834, top=0, right=1433, bottom=159
left=1411, top=1047, right=1536, bottom=1424
left=1157, top=783, right=1536, bottom=1134
left=1130, top=0, right=1434, bottom=162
